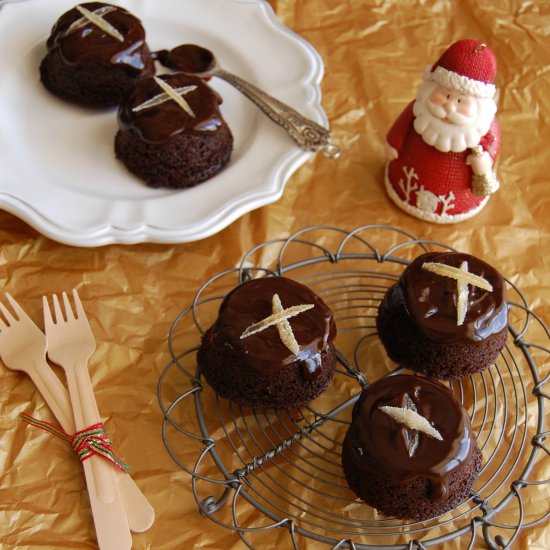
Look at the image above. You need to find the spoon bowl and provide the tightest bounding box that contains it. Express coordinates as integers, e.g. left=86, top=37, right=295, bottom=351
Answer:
left=157, top=44, right=217, bottom=78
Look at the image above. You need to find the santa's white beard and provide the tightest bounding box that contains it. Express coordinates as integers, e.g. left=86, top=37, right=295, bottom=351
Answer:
left=412, top=82, right=497, bottom=153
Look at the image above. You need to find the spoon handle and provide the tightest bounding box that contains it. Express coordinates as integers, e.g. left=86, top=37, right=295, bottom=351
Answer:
left=216, top=68, right=340, bottom=158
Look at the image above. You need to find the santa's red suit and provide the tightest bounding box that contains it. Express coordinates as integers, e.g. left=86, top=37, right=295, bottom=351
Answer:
left=384, top=39, right=501, bottom=223
left=386, top=102, right=500, bottom=221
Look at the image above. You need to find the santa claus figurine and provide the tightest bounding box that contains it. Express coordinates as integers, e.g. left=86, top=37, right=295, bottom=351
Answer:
left=384, top=39, right=501, bottom=223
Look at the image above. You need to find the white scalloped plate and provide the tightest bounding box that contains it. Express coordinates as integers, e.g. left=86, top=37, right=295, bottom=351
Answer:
left=0, top=0, right=326, bottom=246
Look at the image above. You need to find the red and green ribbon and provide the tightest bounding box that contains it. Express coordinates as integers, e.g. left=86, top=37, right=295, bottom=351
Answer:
left=19, top=412, right=129, bottom=472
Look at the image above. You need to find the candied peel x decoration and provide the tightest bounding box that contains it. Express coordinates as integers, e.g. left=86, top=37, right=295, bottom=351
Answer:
left=132, top=82, right=198, bottom=114
left=422, top=260, right=493, bottom=326
left=134, top=77, right=198, bottom=117
left=65, top=5, right=124, bottom=42
left=240, top=293, right=314, bottom=355
left=379, top=402, right=443, bottom=442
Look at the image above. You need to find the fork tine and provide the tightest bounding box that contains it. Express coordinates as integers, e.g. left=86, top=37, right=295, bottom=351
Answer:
left=5, top=292, right=24, bottom=318
left=0, top=294, right=18, bottom=326
left=72, top=289, right=85, bottom=319
left=0, top=309, right=8, bottom=332
left=0, top=304, right=13, bottom=328
left=42, top=295, right=54, bottom=327
left=52, top=293, right=64, bottom=324
left=62, top=291, right=76, bottom=321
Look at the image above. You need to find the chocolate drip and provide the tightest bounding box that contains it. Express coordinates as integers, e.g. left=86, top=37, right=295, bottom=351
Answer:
left=298, top=352, right=323, bottom=381
left=46, top=2, right=154, bottom=75
left=117, top=73, right=226, bottom=143
left=381, top=251, right=507, bottom=344
left=349, top=375, right=476, bottom=501
left=205, top=277, right=336, bottom=377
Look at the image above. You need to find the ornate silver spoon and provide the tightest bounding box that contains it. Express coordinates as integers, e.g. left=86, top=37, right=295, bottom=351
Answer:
left=154, top=44, right=340, bottom=158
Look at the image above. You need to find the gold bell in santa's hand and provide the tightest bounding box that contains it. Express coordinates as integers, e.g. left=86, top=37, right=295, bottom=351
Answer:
left=472, top=171, right=500, bottom=196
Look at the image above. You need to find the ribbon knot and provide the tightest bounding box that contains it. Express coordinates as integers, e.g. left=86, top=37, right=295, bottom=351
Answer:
left=19, top=413, right=129, bottom=472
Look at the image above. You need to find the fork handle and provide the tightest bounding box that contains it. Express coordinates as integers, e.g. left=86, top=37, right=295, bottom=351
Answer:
left=36, top=361, right=132, bottom=549
left=81, top=458, right=133, bottom=550
left=64, top=363, right=117, bottom=504
left=30, top=359, right=75, bottom=432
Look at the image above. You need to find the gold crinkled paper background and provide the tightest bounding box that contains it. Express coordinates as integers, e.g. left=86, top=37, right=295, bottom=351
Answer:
left=1, top=0, right=549, bottom=548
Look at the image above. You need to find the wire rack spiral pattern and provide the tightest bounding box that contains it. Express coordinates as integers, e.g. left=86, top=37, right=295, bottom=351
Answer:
left=157, top=225, right=549, bottom=549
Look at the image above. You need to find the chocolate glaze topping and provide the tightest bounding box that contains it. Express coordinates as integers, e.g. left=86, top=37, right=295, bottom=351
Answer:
left=46, top=2, right=154, bottom=75
left=382, top=251, right=507, bottom=344
left=204, top=277, right=336, bottom=379
left=348, top=374, right=477, bottom=501
left=117, top=73, right=226, bottom=143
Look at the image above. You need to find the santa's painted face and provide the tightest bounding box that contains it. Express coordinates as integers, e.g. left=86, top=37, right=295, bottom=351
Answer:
left=428, top=86, right=478, bottom=126
left=413, top=81, right=496, bottom=153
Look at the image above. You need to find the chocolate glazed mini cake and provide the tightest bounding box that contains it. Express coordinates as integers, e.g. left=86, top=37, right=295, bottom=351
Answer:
left=40, top=2, right=155, bottom=108
left=197, top=277, right=337, bottom=409
left=115, top=73, right=233, bottom=188
left=377, top=251, right=508, bottom=379
left=342, top=374, right=482, bottom=520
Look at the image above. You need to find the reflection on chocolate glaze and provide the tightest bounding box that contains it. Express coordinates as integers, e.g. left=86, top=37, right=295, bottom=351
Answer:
left=381, top=251, right=507, bottom=343
left=205, top=277, right=336, bottom=378
left=46, top=2, right=154, bottom=75
left=349, top=374, right=476, bottom=501
left=117, top=73, right=225, bottom=143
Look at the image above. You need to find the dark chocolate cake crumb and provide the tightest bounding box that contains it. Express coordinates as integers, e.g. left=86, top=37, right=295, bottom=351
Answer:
left=197, top=277, right=337, bottom=409
left=40, top=2, right=155, bottom=109
left=115, top=73, right=233, bottom=188
left=377, top=251, right=508, bottom=379
left=342, top=375, right=482, bottom=520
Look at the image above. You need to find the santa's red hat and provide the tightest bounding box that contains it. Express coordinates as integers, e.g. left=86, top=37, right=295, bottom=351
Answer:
left=424, top=39, right=497, bottom=99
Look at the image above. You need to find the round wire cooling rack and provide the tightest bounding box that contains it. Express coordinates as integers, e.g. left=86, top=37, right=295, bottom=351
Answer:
left=157, top=225, right=550, bottom=549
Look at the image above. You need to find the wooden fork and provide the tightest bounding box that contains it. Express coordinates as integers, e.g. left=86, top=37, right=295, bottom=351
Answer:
left=0, top=293, right=75, bottom=430
left=43, top=290, right=149, bottom=549
left=0, top=292, right=154, bottom=534
left=0, top=293, right=131, bottom=549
